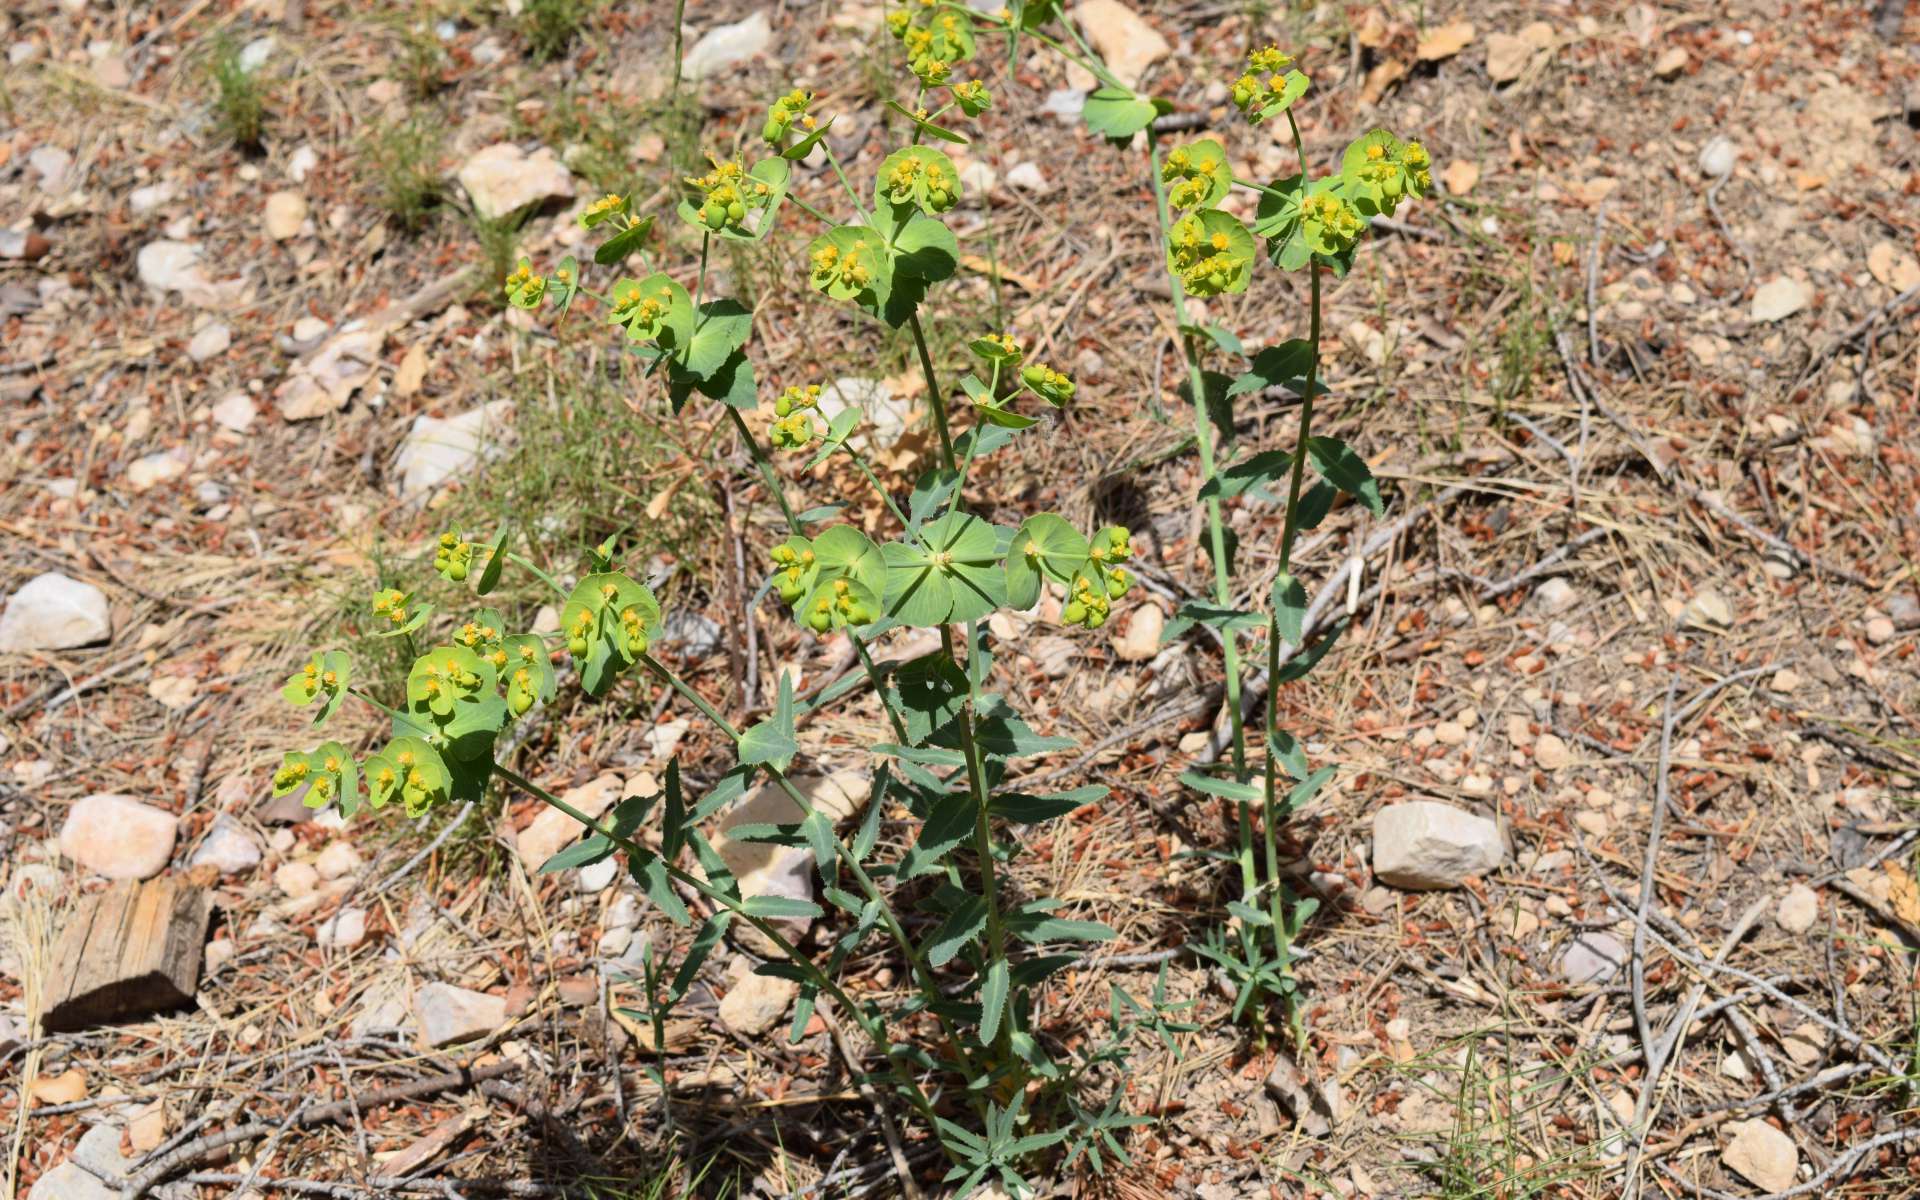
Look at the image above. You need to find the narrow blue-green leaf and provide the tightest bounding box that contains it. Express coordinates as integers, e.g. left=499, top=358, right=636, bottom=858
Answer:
left=979, top=959, right=1009, bottom=1045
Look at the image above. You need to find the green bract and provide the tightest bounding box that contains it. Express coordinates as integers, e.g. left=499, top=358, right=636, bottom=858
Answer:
left=882, top=511, right=1007, bottom=626
left=969, top=332, right=1022, bottom=365
left=282, top=649, right=349, bottom=725
left=1004, top=514, right=1087, bottom=611
left=876, top=146, right=962, bottom=215
left=560, top=571, right=662, bottom=696
left=273, top=740, right=356, bottom=813
left=1161, top=138, right=1231, bottom=211
left=501, top=633, right=556, bottom=717
left=1020, top=363, right=1075, bottom=406
left=432, top=532, right=474, bottom=582
left=503, top=258, right=547, bottom=308
left=678, top=157, right=790, bottom=240
left=951, top=79, right=991, bottom=117
left=1340, top=128, right=1431, bottom=216
left=1166, top=209, right=1255, bottom=297
left=1230, top=45, right=1308, bottom=124
left=373, top=735, right=450, bottom=816
left=608, top=273, right=695, bottom=345
left=808, top=225, right=889, bottom=306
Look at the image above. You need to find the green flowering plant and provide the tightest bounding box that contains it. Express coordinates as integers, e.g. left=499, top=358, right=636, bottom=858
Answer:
left=271, top=6, right=1409, bottom=1190
left=1136, top=47, right=1424, bottom=1042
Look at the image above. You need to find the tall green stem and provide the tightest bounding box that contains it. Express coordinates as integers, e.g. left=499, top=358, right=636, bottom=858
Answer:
left=943, top=625, right=1010, bottom=1058
left=908, top=313, right=956, bottom=472
left=1259, top=109, right=1326, bottom=1043
left=491, top=762, right=954, bottom=1136
left=634, top=651, right=972, bottom=1072
left=1148, top=135, right=1252, bottom=900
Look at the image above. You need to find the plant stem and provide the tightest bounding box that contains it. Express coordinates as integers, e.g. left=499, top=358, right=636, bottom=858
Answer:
left=908, top=313, right=956, bottom=472
left=1148, top=135, right=1252, bottom=896
left=725, top=408, right=802, bottom=530
left=505, top=553, right=567, bottom=599
left=1260, top=110, right=1326, bottom=1045
left=491, top=761, right=950, bottom=1134
left=820, top=142, right=871, bottom=225
left=843, top=443, right=915, bottom=531
left=634, top=651, right=970, bottom=1069
left=943, top=626, right=1010, bottom=1057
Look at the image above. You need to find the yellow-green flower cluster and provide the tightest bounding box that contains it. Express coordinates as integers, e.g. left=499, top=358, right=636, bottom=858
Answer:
left=882, top=152, right=957, bottom=212
left=762, top=88, right=818, bottom=145
left=951, top=79, right=991, bottom=117
left=502, top=259, right=546, bottom=307
left=371, top=588, right=409, bottom=627
left=1302, top=189, right=1364, bottom=252
left=685, top=159, right=773, bottom=233
left=581, top=192, right=628, bottom=228
left=770, top=542, right=816, bottom=604
left=770, top=384, right=823, bottom=449
left=810, top=240, right=871, bottom=293
left=1020, top=363, right=1075, bottom=406
left=1161, top=145, right=1212, bottom=210
left=433, top=532, right=474, bottom=582
left=804, top=578, right=879, bottom=632
left=1169, top=221, right=1248, bottom=296
left=1231, top=45, right=1305, bottom=124
left=609, top=277, right=680, bottom=340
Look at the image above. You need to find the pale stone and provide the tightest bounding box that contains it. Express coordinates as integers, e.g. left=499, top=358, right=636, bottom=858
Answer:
left=29, top=146, right=73, bottom=191
left=1434, top=721, right=1468, bottom=746
left=0, top=572, right=111, bottom=651
left=1559, top=931, right=1625, bottom=984
left=129, top=181, right=175, bottom=215
left=1867, top=241, right=1920, bottom=292
left=211, top=392, right=256, bottom=433
left=1112, top=604, right=1162, bottom=662
left=1750, top=277, right=1810, bottom=323
left=1652, top=46, right=1688, bottom=78
left=126, top=447, right=189, bottom=491
left=1866, top=616, right=1896, bottom=645
left=1698, top=137, right=1736, bottom=179
left=314, top=840, right=363, bottom=880
left=189, top=815, right=262, bottom=874
left=1721, top=1118, right=1797, bottom=1192
left=713, top=771, right=870, bottom=920
left=127, top=1102, right=167, bottom=1152
left=187, top=322, right=231, bottom=362
left=1072, top=0, right=1169, bottom=89
left=263, top=190, right=308, bottom=241
left=1371, top=801, right=1504, bottom=890
left=1005, top=161, right=1048, bottom=192
left=136, top=240, right=243, bottom=308
left=277, top=324, right=385, bottom=419
left=59, top=794, right=177, bottom=879
left=456, top=143, right=575, bottom=222
left=1531, top=577, right=1578, bottom=616
left=413, top=982, right=507, bottom=1047
left=681, top=12, right=772, bottom=80
left=27, top=1164, right=115, bottom=1200
left=318, top=907, right=368, bottom=948
left=1441, top=159, right=1479, bottom=195
left=515, top=773, right=626, bottom=872
left=394, top=400, right=516, bottom=501
left=718, top=971, right=799, bottom=1037
left=1767, top=668, right=1800, bottom=694
left=576, top=856, right=618, bottom=893
left=1533, top=733, right=1572, bottom=771
left=275, top=861, right=321, bottom=898
left=1682, top=589, right=1733, bottom=632
left=1415, top=20, right=1475, bottom=61
left=816, top=377, right=914, bottom=449
left=1776, top=883, right=1817, bottom=932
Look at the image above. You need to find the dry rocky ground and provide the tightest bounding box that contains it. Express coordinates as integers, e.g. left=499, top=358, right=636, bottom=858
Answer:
left=3, top=0, right=1920, bottom=1198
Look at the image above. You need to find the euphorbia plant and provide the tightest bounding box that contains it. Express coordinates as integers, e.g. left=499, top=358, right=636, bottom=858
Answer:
left=1149, top=48, right=1425, bottom=1039
left=270, top=2, right=1218, bottom=1190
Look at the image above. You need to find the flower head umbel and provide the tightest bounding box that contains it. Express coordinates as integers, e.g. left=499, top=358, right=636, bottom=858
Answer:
left=503, top=259, right=546, bottom=308
left=951, top=79, right=991, bottom=117
left=581, top=192, right=628, bottom=229
left=763, top=88, right=818, bottom=145
left=433, top=532, right=474, bottom=582
left=1231, top=45, right=1308, bottom=125
left=685, top=158, right=774, bottom=234
left=283, top=650, right=350, bottom=724
left=1020, top=363, right=1075, bottom=406
left=274, top=741, right=358, bottom=813
left=970, top=331, right=1023, bottom=366
left=1167, top=212, right=1253, bottom=297
left=1301, top=188, right=1364, bottom=253
left=770, top=384, right=824, bottom=449
left=770, top=540, right=817, bottom=605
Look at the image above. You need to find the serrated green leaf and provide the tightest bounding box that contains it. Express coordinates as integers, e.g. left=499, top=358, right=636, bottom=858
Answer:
left=1305, top=436, right=1383, bottom=515
left=1272, top=571, right=1308, bottom=645
left=979, top=959, right=1009, bottom=1044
